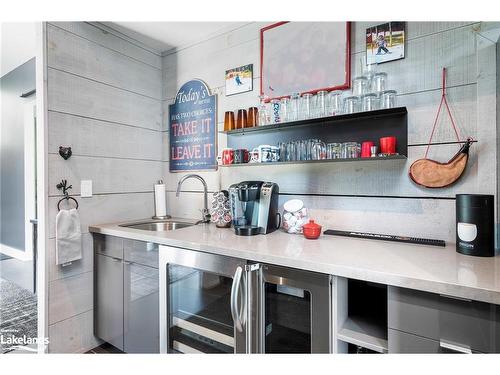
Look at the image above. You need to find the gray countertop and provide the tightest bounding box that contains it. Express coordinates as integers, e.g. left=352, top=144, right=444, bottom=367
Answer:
left=89, top=220, right=500, bottom=305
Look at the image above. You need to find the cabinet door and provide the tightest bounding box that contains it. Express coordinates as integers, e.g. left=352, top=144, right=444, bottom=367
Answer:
left=123, top=261, right=159, bottom=353
left=95, top=254, right=124, bottom=350
left=124, top=239, right=158, bottom=269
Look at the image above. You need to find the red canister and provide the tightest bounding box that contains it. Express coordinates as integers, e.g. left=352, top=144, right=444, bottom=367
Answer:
left=380, top=136, right=397, bottom=154
left=361, top=141, right=374, bottom=158
left=303, top=220, right=322, bottom=240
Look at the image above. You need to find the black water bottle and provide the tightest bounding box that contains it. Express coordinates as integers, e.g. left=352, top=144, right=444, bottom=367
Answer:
left=456, top=194, right=495, bottom=257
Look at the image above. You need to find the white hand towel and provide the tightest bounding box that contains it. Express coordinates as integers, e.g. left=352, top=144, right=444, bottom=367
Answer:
left=56, top=208, right=82, bottom=265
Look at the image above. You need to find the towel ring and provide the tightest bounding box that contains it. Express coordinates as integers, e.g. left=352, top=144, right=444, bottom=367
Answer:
left=57, top=196, right=79, bottom=211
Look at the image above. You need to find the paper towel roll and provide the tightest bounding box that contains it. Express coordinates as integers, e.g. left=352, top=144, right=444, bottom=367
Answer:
left=154, top=181, right=166, bottom=217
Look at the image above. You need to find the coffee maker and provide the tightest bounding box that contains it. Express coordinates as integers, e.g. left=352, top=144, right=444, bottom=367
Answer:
left=229, top=181, right=280, bottom=236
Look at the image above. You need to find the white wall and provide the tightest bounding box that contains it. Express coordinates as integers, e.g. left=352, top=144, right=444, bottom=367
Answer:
left=162, top=22, right=498, bottom=244
left=44, top=22, right=163, bottom=353
left=0, top=22, right=37, bottom=78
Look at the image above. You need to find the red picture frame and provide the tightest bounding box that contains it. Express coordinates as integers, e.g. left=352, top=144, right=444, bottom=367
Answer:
left=260, top=21, right=351, bottom=102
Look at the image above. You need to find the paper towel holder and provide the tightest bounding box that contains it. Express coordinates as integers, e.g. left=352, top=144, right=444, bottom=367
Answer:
left=152, top=179, right=171, bottom=220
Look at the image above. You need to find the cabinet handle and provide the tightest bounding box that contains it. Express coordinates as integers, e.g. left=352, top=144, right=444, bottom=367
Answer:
left=110, top=257, right=121, bottom=262
left=230, top=266, right=244, bottom=332
left=439, top=340, right=472, bottom=354
left=439, top=294, right=472, bottom=303
left=123, top=261, right=132, bottom=265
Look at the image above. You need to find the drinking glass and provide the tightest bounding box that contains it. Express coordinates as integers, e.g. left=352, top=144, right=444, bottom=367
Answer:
left=311, top=141, right=327, bottom=160
left=316, top=90, right=328, bottom=118
left=341, top=142, right=361, bottom=158
left=257, top=94, right=270, bottom=126
left=362, top=93, right=380, bottom=112
left=327, top=143, right=342, bottom=159
left=278, top=142, right=287, bottom=162
left=352, top=76, right=369, bottom=96
left=224, top=111, right=235, bottom=131
left=280, top=97, right=291, bottom=123
left=236, top=109, right=247, bottom=129
left=328, top=90, right=343, bottom=116
left=247, top=107, right=258, bottom=127
left=286, top=142, right=296, bottom=161
left=270, top=99, right=281, bottom=123
left=290, top=93, right=301, bottom=122
left=381, top=90, right=397, bottom=109
left=300, top=93, right=313, bottom=120
left=372, top=72, right=387, bottom=93
left=344, top=96, right=360, bottom=114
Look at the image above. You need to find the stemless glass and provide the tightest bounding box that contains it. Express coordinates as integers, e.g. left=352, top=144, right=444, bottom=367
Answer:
left=328, top=90, right=343, bottom=116
left=280, top=97, right=291, bottom=123
left=247, top=107, right=258, bottom=127
left=372, top=72, right=387, bottom=93
left=290, top=92, right=301, bottom=122
left=224, top=111, right=235, bottom=131
left=327, top=143, right=342, bottom=159
left=344, top=96, right=360, bottom=114
left=286, top=141, right=296, bottom=162
left=352, top=76, right=369, bottom=96
left=381, top=90, right=397, bottom=109
left=311, top=141, right=327, bottom=160
left=236, top=109, right=247, bottom=129
left=316, top=90, right=328, bottom=118
left=270, top=99, right=281, bottom=123
left=362, top=93, right=380, bottom=112
left=341, top=142, right=361, bottom=158
left=257, top=94, right=270, bottom=126
left=301, top=93, right=313, bottom=120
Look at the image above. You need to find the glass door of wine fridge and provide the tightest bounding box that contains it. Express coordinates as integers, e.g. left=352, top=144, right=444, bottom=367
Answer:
left=159, top=246, right=248, bottom=353
left=248, top=263, right=331, bottom=353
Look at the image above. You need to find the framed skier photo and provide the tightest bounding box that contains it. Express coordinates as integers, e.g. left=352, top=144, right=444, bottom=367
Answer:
left=366, top=22, right=405, bottom=65
left=225, top=64, right=253, bottom=96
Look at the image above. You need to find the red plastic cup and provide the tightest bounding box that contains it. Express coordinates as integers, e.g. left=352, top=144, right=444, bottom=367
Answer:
left=361, top=141, right=374, bottom=158
left=380, top=136, right=397, bottom=154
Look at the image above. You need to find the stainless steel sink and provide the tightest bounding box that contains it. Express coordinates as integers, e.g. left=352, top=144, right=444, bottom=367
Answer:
left=119, top=219, right=198, bottom=232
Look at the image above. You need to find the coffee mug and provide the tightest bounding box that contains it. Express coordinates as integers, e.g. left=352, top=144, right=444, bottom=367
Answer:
left=218, top=148, right=234, bottom=165
left=233, top=148, right=249, bottom=164
left=251, top=145, right=274, bottom=163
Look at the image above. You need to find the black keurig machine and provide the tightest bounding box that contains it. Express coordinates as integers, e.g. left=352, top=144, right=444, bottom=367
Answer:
left=456, top=194, right=495, bottom=257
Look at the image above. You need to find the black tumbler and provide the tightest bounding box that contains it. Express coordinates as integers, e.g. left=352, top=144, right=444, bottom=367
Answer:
left=456, top=194, right=495, bottom=257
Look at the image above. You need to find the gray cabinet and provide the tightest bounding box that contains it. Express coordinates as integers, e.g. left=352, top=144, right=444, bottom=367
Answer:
left=95, top=253, right=124, bottom=350
left=388, top=286, right=500, bottom=353
left=94, top=234, right=159, bottom=353
left=124, top=262, right=159, bottom=353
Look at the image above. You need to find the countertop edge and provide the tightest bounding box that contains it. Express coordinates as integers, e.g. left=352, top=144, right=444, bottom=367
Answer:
left=89, top=224, right=500, bottom=305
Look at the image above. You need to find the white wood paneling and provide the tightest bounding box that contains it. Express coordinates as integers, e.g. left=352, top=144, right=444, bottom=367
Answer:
left=48, top=234, right=93, bottom=282
left=48, top=25, right=162, bottom=99
left=48, top=271, right=93, bottom=325
left=48, top=192, right=154, bottom=238
left=48, top=111, right=163, bottom=161
left=50, top=22, right=161, bottom=69
left=48, top=68, right=161, bottom=130
left=48, top=310, right=101, bottom=353
left=48, top=154, right=163, bottom=196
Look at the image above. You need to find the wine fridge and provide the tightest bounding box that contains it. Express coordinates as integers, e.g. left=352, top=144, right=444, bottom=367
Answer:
left=159, top=246, right=332, bottom=353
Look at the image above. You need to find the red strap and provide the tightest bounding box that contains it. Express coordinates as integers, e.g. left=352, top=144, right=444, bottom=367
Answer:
left=424, top=67, right=461, bottom=158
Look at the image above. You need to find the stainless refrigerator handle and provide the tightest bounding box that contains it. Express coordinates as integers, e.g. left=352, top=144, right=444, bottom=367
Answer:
left=439, top=340, right=472, bottom=354
left=231, top=266, right=244, bottom=332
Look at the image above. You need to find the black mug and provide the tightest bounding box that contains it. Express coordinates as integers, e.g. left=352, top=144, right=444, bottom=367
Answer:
left=233, top=149, right=249, bottom=164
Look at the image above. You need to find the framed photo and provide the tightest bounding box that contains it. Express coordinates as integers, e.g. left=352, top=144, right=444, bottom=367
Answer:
left=260, top=22, right=350, bottom=101
left=225, top=64, right=253, bottom=96
left=366, top=22, right=405, bottom=65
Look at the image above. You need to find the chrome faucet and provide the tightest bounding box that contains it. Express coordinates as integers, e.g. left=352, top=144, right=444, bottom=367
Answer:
left=176, top=174, right=211, bottom=223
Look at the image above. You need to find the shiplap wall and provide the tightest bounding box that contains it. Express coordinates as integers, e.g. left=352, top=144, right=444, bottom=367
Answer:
left=162, top=22, right=497, bottom=244
left=45, top=22, right=163, bottom=353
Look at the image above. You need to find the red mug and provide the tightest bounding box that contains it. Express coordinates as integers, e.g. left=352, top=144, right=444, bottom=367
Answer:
left=380, top=136, right=397, bottom=154
left=220, top=148, right=234, bottom=165
left=361, top=141, right=374, bottom=158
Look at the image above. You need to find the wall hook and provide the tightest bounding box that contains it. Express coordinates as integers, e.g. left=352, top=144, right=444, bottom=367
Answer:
left=59, top=146, right=72, bottom=160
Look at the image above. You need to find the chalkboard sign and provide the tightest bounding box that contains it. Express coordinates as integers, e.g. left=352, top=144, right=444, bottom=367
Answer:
left=169, top=79, right=217, bottom=172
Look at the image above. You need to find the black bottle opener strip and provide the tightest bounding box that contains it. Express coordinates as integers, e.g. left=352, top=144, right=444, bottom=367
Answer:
left=323, top=229, right=445, bottom=247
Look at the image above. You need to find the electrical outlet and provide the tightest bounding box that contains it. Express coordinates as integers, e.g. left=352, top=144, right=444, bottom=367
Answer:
left=81, top=180, right=92, bottom=198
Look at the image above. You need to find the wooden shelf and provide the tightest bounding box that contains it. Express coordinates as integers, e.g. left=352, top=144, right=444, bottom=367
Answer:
left=224, top=107, right=408, bottom=158
left=338, top=316, right=388, bottom=354
left=219, top=155, right=406, bottom=168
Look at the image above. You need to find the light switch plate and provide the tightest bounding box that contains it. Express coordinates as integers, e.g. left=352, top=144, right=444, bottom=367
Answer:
left=81, top=180, right=92, bottom=198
